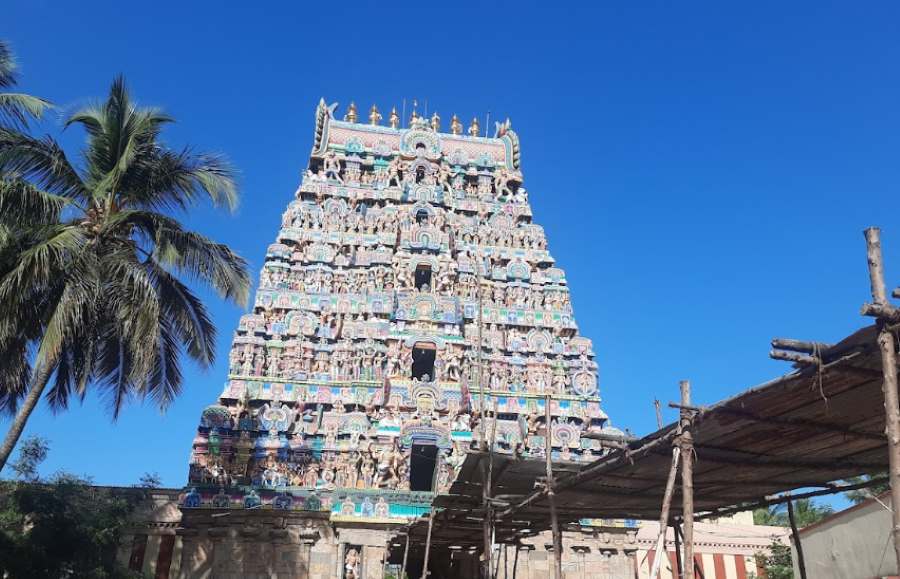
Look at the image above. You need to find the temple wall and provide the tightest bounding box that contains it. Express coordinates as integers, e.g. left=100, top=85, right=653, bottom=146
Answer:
left=120, top=492, right=784, bottom=579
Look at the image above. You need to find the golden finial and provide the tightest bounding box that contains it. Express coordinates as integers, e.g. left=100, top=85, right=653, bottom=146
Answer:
left=344, top=102, right=358, bottom=123
left=450, top=114, right=462, bottom=135
left=369, top=104, right=382, bottom=126
left=430, top=112, right=441, bottom=132
left=409, top=100, right=419, bottom=125
left=389, top=107, right=400, bottom=129
left=468, top=117, right=480, bottom=137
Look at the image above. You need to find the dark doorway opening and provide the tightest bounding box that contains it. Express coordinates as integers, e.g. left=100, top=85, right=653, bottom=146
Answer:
left=409, top=444, right=438, bottom=491
left=412, top=345, right=436, bottom=381
left=414, top=265, right=432, bottom=290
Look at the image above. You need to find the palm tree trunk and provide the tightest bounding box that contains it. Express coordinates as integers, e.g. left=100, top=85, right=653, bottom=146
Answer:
left=0, top=364, right=51, bottom=471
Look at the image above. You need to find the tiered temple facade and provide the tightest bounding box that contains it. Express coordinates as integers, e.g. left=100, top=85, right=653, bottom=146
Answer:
left=177, top=100, right=617, bottom=578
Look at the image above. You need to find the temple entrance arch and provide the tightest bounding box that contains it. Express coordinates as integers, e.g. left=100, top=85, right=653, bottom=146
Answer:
left=409, top=444, right=438, bottom=491
left=411, top=341, right=436, bottom=381
left=400, top=424, right=452, bottom=493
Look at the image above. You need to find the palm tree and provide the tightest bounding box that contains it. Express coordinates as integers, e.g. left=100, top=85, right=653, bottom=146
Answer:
left=0, top=76, right=250, bottom=470
left=0, top=40, right=50, bottom=129
left=753, top=498, right=833, bottom=527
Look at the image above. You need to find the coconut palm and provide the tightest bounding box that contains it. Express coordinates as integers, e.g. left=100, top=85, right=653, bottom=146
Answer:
left=0, top=40, right=50, bottom=129
left=0, top=76, right=250, bottom=470
left=753, top=498, right=833, bottom=527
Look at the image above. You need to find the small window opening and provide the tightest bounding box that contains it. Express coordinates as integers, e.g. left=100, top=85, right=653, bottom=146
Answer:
left=415, top=209, right=429, bottom=224
left=415, top=265, right=432, bottom=291
left=412, top=345, right=436, bottom=381
left=416, top=167, right=426, bottom=184
left=409, top=444, right=438, bottom=491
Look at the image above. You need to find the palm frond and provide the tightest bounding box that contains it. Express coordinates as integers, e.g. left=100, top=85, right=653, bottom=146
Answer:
left=0, top=41, right=51, bottom=129
left=0, top=178, right=69, bottom=226
left=0, top=225, right=85, bottom=305
left=0, top=41, right=17, bottom=89
left=0, top=93, right=51, bottom=129
left=68, top=76, right=172, bottom=200
left=109, top=210, right=249, bottom=306
left=146, top=258, right=217, bottom=367
left=119, top=147, right=237, bottom=213
left=0, top=131, right=86, bottom=200
left=142, top=315, right=183, bottom=412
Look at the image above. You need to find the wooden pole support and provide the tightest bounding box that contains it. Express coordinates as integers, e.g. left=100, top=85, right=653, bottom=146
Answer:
left=401, top=532, right=410, bottom=579
left=786, top=496, right=808, bottom=579
left=863, top=226, right=900, bottom=571
left=771, top=338, right=832, bottom=354
left=545, top=394, right=563, bottom=579
left=769, top=350, right=819, bottom=365
left=422, top=511, right=435, bottom=578
left=673, top=520, right=684, bottom=578
left=861, top=302, right=900, bottom=323
left=679, top=380, right=695, bottom=579
left=650, top=446, right=682, bottom=579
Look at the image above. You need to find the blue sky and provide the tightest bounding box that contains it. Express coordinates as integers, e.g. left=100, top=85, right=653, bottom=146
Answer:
left=2, top=1, right=899, bottom=495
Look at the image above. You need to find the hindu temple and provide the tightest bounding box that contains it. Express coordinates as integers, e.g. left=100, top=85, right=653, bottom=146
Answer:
left=174, top=99, right=626, bottom=578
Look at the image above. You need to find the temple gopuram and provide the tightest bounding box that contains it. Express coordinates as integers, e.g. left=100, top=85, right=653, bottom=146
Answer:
left=175, top=100, right=617, bottom=578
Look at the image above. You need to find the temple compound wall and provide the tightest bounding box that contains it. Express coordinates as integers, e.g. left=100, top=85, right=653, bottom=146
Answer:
left=120, top=490, right=783, bottom=578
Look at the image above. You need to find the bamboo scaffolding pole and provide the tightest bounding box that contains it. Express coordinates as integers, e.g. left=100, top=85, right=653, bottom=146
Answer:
left=673, top=521, right=684, bottom=579
left=650, top=445, right=682, bottom=579
left=545, top=394, right=563, bottom=579
left=786, top=495, right=807, bottom=579
left=511, top=546, right=520, bottom=579
left=863, top=226, right=900, bottom=569
left=484, top=398, right=499, bottom=579
left=771, top=338, right=833, bottom=354
left=679, top=380, right=695, bottom=579
left=769, top=350, right=819, bottom=365
left=401, top=533, right=410, bottom=579
left=422, top=510, right=435, bottom=578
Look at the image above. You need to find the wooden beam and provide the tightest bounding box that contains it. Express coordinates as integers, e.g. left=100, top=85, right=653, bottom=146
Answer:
left=498, top=427, right=681, bottom=519
left=679, top=380, right=695, bottom=579
left=770, top=350, right=819, bottom=365
left=649, top=445, right=681, bottom=579
left=771, top=338, right=833, bottom=354
left=688, top=442, right=887, bottom=472
left=786, top=496, right=808, bottom=579
left=698, top=476, right=889, bottom=520
left=861, top=301, right=900, bottom=324
left=669, top=402, right=885, bottom=441
left=863, top=226, right=900, bottom=570
left=673, top=521, right=684, bottom=579
left=401, top=532, right=410, bottom=579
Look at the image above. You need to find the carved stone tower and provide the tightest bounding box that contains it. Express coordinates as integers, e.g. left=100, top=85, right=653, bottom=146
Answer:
left=178, top=100, right=612, bottom=579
